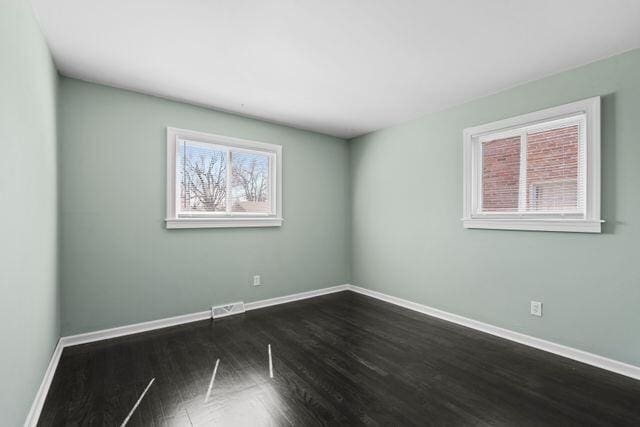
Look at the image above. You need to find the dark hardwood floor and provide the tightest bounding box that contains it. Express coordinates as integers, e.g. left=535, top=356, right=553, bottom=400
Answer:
left=39, top=291, right=640, bottom=426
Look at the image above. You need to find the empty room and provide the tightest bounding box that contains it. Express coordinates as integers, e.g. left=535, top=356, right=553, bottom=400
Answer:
left=3, top=0, right=640, bottom=425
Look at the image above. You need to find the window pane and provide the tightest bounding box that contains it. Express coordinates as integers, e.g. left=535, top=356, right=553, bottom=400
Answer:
left=230, top=150, right=270, bottom=213
left=177, top=141, right=227, bottom=213
left=526, top=124, right=580, bottom=212
left=482, top=136, right=521, bottom=212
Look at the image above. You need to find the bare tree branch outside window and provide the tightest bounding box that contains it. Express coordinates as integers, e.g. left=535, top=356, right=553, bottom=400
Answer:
left=232, top=154, right=268, bottom=201
left=231, top=152, right=270, bottom=213
left=179, top=144, right=226, bottom=212
left=177, top=142, right=270, bottom=214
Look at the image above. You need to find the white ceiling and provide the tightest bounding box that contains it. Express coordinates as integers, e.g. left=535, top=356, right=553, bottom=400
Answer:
left=31, top=1, right=640, bottom=139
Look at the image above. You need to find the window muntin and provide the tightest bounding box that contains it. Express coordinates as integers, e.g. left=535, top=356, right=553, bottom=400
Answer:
left=167, top=128, right=282, bottom=228
left=462, top=97, right=601, bottom=233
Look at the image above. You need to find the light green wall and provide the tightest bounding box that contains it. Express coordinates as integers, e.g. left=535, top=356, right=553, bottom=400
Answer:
left=59, top=78, right=350, bottom=335
left=350, top=49, right=640, bottom=366
left=6, top=10, right=638, bottom=419
left=0, top=0, right=59, bottom=424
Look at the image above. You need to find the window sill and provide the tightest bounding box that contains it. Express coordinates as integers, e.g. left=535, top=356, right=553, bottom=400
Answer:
left=166, top=217, right=283, bottom=229
left=462, top=218, right=603, bottom=233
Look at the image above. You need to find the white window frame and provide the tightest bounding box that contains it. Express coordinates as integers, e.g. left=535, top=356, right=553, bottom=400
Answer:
left=462, top=97, right=602, bottom=233
left=166, top=127, right=283, bottom=229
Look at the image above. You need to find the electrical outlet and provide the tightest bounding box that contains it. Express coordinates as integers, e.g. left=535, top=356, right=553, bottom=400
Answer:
left=530, top=301, right=542, bottom=317
left=253, top=275, right=262, bottom=286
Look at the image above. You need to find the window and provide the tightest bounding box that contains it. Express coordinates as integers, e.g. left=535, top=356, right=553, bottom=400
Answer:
left=166, top=127, right=282, bottom=228
left=462, top=97, right=602, bottom=233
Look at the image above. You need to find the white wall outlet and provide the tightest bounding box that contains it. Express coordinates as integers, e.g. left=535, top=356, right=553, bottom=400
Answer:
left=253, top=275, right=262, bottom=286
left=530, top=301, right=543, bottom=317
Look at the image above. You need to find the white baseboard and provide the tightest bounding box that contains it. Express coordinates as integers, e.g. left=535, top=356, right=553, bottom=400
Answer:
left=24, top=339, right=64, bottom=427
left=61, top=310, right=212, bottom=348
left=61, top=284, right=351, bottom=348
left=26, top=282, right=640, bottom=425
left=348, top=285, right=640, bottom=381
left=25, top=283, right=351, bottom=425
left=245, top=284, right=350, bottom=311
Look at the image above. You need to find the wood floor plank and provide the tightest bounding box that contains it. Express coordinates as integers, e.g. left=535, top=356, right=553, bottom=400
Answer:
left=38, top=291, right=640, bottom=426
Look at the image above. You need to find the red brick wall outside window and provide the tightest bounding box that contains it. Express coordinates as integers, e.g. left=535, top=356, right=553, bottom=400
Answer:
left=482, top=125, right=579, bottom=213
left=482, top=136, right=521, bottom=212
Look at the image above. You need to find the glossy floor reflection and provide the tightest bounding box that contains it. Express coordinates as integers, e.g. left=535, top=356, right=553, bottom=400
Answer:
left=39, top=291, right=640, bottom=426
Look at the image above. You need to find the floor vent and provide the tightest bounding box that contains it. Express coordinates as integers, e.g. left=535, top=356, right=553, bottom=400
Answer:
left=212, top=301, right=246, bottom=319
